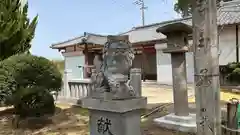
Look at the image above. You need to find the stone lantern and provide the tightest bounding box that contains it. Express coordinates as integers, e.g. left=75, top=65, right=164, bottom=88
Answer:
left=154, top=22, right=196, bottom=133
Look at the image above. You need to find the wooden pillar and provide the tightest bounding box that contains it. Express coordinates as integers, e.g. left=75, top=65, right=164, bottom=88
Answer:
left=192, top=0, right=221, bottom=135
left=84, top=44, right=89, bottom=78
left=141, top=46, right=146, bottom=81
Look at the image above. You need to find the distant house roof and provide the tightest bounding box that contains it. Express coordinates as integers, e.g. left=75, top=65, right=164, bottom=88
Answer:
left=120, top=17, right=192, bottom=44
left=51, top=0, right=240, bottom=49
left=50, top=32, right=108, bottom=49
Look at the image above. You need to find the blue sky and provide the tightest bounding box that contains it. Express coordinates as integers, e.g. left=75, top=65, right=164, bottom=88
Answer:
left=27, top=0, right=180, bottom=60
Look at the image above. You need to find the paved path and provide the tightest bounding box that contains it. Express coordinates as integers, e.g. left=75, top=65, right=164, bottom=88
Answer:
left=141, top=81, right=240, bottom=116
left=142, top=81, right=240, bottom=104
left=142, top=82, right=194, bottom=105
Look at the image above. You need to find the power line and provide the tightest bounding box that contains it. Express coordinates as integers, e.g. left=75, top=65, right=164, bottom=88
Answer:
left=134, top=0, right=148, bottom=26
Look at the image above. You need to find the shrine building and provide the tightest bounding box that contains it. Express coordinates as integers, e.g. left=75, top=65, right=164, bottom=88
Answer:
left=50, top=0, right=240, bottom=85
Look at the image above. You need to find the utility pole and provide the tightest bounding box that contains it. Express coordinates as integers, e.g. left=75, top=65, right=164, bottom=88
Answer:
left=134, top=0, right=147, bottom=26
left=192, top=0, right=221, bottom=135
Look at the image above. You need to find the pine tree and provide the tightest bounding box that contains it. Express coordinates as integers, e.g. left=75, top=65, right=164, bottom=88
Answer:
left=0, top=0, right=38, bottom=60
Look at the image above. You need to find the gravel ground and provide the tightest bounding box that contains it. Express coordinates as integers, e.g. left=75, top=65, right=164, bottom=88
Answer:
left=0, top=105, right=194, bottom=135
left=0, top=83, right=236, bottom=135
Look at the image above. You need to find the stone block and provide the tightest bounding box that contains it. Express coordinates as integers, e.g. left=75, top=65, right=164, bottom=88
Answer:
left=83, top=97, right=147, bottom=135
left=89, top=109, right=142, bottom=135
left=154, top=113, right=197, bottom=133
left=82, top=97, right=147, bottom=113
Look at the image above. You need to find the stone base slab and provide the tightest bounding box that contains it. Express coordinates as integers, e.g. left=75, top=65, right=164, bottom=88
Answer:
left=82, top=97, right=147, bottom=135
left=154, top=113, right=197, bottom=133
left=82, top=97, right=147, bottom=113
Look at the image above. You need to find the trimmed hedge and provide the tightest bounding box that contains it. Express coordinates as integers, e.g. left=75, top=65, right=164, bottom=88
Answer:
left=220, top=62, right=240, bottom=84
left=0, top=61, right=16, bottom=105
left=13, top=87, right=55, bottom=117
left=0, top=54, right=62, bottom=117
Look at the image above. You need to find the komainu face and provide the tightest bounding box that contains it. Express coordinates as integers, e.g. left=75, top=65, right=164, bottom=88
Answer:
left=103, top=40, right=134, bottom=75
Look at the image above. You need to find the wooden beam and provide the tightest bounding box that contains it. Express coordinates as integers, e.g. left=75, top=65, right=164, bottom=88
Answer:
left=84, top=44, right=89, bottom=78
left=74, top=45, right=76, bottom=51
left=141, top=45, right=146, bottom=81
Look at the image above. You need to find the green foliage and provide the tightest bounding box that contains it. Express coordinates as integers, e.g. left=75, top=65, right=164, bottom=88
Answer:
left=174, top=0, right=222, bottom=17
left=52, top=60, right=65, bottom=74
left=220, top=62, right=240, bottom=83
left=0, top=54, right=62, bottom=117
left=13, top=87, right=55, bottom=118
left=0, top=61, right=16, bottom=105
left=174, top=0, right=192, bottom=17
left=2, top=54, right=62, bottom=93
left=0, top=0, right=38, bottom=60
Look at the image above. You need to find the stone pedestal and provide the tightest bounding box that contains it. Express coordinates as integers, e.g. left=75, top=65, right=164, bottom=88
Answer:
left=154, top=23, right=196, bottom=133
left=85, top=35, right=147, bottom=135
left=82, top=97, right=147, bottom=135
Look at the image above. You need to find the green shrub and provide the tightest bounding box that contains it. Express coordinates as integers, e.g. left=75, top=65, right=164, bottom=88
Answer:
left=0, top=54, right=62, bottom=117
left=52, top=60, right=64, bottom=74
left=3, top=54, right=62, bottom=92
left=220, top=62, right=240, bottom=84
left=0, top=62, right=16, bottom=105
left=13, top=87, right=55, bottom=118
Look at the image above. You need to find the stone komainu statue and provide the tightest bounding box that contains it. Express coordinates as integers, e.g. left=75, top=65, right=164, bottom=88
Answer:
left=91, top=35, right=136, bottom=100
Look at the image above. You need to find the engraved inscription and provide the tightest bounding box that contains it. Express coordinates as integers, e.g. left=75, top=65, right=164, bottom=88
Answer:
left=97, top=117, right=114, bottom=135
left=199, top=108, right=213, bottom=132
left=195, top=69, right=212, bottom=87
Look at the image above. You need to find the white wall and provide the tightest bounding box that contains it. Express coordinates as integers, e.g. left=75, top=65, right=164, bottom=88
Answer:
left=155, top=25, right=240, bottom=84
left=219, top=25, right=240, bottom=65
left=156, top=47, right=173, bottom=84
left=63, top=51, right=85, bottom=79
left=155, top=45, right=194, bottom=85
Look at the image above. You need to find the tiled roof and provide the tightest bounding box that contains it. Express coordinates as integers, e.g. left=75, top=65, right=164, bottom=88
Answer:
left=121, top=17, right=192, bottom=44
left=218, top=0, right=240, bottom=25
left=50, top=32, right=108, bottom=49
left=51, top=0, right=240, bottom=49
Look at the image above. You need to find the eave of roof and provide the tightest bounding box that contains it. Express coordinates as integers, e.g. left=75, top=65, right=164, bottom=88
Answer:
left=50, top=32, right=108, bottom=49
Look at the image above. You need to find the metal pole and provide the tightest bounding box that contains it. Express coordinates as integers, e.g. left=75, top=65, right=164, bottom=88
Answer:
left=134, top=0, right=147, bottom=26
left=192, top=0, right=221, bottom=135
left=141, top=0, right=145, bottom=26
